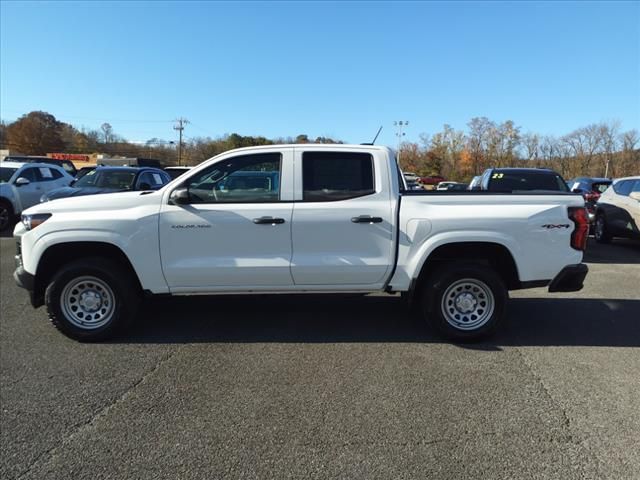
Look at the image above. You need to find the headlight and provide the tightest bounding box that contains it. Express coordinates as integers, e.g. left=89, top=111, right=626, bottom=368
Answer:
left=21, top=213, right=52, bottom=231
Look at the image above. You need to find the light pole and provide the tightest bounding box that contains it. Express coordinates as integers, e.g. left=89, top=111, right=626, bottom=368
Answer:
left=394, top=120, right=409, bottom=164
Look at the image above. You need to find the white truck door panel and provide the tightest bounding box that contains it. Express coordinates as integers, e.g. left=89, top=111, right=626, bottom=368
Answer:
left=159, top=149, right=295, bottom=289
left=290, top=149, right=395, bottom=286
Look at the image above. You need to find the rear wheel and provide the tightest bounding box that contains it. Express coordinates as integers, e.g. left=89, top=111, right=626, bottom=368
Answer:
left=0, top=200, right=14, bottom=232
left=421, top=262, right=507, bottom=342
left=45, top=257, right=140, bottom=341
left=595, top=214, right=612, bottom=244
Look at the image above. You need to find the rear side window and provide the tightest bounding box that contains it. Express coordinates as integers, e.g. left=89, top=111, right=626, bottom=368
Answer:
left=613, top=180, right=634, bottom=196
left=302, top=152, right=374, bottom=201
left=487, top=171, right=568, bottom=192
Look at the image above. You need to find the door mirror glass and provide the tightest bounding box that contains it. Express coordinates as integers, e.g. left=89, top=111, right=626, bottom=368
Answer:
left=139, top=182, right=151, bottom=191
left=15, top=177, right=30, bottom=186
left=169, top=187, right=190, bottom=205
left=571, top=188, right=584, bottom=194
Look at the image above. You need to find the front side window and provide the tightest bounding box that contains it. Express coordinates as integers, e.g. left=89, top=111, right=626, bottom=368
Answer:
left=185, top=153, right=281, bottom=203
left=20, top=168, right=38, bottom=182
left=302, top=152, right=374, bottom=201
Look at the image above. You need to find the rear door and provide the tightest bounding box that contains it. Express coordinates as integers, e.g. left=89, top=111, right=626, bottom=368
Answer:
left=159, top=149, right=295, bottom=290
left=290, top=149, right=395, bottom=286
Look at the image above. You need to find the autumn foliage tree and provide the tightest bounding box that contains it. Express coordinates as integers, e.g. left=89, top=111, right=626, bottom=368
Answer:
left=5, top=111, right=66, bottom=155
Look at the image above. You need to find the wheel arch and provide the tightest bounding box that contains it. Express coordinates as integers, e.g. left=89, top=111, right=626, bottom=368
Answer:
left=410, top=241, right=521, bottom=304
left=33, top=241, right=143, bottom=307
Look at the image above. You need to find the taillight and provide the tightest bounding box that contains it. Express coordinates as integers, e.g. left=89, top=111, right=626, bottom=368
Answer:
left=568, top=207, right=589, bottom=251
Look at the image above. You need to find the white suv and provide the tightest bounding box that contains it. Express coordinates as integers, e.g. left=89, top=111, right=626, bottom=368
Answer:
left=594, top=176, right=640, bottom=243
left=0, top=162, right=73, bottom=231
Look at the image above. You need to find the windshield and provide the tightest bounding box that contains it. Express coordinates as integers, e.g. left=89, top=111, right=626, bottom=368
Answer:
left=74, top=170, right=136, bottom=189
left=0, top=167, right=18, bottom=183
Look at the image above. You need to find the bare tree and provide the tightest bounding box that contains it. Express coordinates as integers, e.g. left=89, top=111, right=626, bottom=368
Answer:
left=521, top=132, right=540, bottom=166
left=101, top=123, right=113, bottom=144
left=599, top=121, right=620, bottom=177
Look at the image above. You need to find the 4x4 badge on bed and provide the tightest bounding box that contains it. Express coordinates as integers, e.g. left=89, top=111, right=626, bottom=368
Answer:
left=541, top=224, right=570, bottom=229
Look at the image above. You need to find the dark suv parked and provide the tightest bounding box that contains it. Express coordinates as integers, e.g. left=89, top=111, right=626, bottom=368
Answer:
left=478, top=168, right=570, bottom=193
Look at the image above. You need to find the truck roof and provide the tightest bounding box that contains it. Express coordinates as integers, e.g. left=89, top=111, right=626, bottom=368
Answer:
left=218, top=144, right=394, bottom=154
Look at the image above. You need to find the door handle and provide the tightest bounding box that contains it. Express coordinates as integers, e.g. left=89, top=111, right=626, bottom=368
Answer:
left=351, top=215, right=383, bottom=224
left=253, top=216, right=285, bottom=225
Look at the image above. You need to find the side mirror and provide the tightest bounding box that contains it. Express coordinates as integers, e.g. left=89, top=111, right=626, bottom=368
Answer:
left=629, top=191, right=640, bottom=202
left=15, top=177, right=30, bottom=186
left=169, top=187, right=190, bottom=205
left=571, top=188, right=584, bottom=194
left=139, top=182, right=151, bottom=191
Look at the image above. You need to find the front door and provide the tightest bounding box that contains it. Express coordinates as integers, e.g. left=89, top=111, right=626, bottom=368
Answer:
left=15, top=167, right=44, bottom=210
left=159, top=150, right=295, bottom=290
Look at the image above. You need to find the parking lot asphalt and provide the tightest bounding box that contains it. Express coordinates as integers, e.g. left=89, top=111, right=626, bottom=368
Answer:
left=1, top=235, right=639, bottom=480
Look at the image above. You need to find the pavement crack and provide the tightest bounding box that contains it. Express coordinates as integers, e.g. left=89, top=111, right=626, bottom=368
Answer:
left=513, top=347, right=609, bottom=478
left=15, top=347, right=180, bottom=480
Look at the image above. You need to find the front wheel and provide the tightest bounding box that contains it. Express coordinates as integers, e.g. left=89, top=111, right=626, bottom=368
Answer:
left=0, top=200, right=14, bottom=232
left=45, top=258, right=140, bottom=341
left=421, top=263, right=507, bottom=342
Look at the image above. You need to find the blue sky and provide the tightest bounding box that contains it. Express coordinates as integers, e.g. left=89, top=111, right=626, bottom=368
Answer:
left=1, top=1, right=638, bottom=147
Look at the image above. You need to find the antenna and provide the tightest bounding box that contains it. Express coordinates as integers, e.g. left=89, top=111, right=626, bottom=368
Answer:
left=371, top=125, right=383, bottom=145
left=361, top=125, right=383, bottom=146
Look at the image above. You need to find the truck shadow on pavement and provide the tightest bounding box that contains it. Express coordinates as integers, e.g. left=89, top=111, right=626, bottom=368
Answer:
left=584, top=237, right=640, bottom=264
left=123, top=295, right=640, bottom=349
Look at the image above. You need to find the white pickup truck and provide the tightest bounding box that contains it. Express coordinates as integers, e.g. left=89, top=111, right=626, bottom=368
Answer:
left=13, top=144, right=589, bottom=342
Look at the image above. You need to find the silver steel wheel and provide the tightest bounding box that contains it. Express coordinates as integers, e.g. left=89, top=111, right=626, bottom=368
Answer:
left=440, top=278, right=495, bottom=331
left=60, top=276, right=116, bottom=330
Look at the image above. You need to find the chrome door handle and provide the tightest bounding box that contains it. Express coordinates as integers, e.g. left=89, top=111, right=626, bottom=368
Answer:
left=253, top=217, right=285, bottom=225
left=351, top=215, right=383, bottom=223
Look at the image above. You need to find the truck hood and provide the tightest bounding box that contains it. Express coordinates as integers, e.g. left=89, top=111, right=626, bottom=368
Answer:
left=23, top=190, right=164, bottom=215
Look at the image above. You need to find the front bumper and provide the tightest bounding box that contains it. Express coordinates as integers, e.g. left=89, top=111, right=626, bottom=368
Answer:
left=548, top=263, right=588, bottom=292
left=13, top=234, right=41, bottom=308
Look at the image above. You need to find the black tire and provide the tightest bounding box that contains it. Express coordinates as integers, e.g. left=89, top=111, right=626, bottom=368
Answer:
left=45, top=257, right=140, bottom=341
left=0, top=199, right=14, bottom=232
left=594, top=213, right=612, bottom=244
left=421, top=262, right=507, bottom=342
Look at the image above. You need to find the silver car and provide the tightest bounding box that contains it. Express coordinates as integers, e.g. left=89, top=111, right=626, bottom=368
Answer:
left=0, top=162, right=73, bottom=231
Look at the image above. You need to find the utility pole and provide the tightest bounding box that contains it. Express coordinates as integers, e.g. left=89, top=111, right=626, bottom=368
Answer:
left=173, top=118, right=189, bottom=166
left=394, top=120, right=409, bottom=165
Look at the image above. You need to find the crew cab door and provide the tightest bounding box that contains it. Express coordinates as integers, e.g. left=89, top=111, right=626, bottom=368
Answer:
left=159, top=149, right=295, bottom=291
left=290, top=148, right=395, bottom=286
